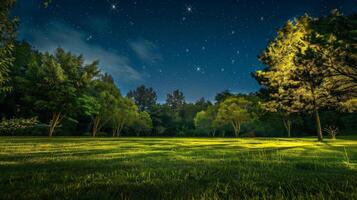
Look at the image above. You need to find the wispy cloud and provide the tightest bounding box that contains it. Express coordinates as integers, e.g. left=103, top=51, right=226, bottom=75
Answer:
left=130, top=39, right=163, bottom=64
left=19, top=21, right=143, bottom=82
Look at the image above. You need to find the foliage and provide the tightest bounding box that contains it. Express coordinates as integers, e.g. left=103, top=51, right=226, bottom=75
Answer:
left=132, top=111, right=153, bottom=136
left=127, top=85, right=157, bottom=112
left=111, top=97, right=138, bottom=137
left=254, top=13, right=356, bottom=141
left=22, top=48, right=100, bottom=136
left=166, top=89, right=185, bottom=110
left=0, top=0, right=17, bottom=95
left=86, top=78, right=121, bottom=137
left=216, top=97, right=254, bottom=137
left=0, top=3, right=356, bottom=138
left=214, top=90, right=234, bottom=104
left=0, top=117, right=38, bottom=135
left=194, top=106, right=218, bottom=136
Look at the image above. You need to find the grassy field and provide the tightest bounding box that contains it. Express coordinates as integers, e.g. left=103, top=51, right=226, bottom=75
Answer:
left=0, top=137, right=356, bottom=199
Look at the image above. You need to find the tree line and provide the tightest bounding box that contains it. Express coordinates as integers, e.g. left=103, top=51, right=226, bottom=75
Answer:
left=0, top=2, right=356, bottom=140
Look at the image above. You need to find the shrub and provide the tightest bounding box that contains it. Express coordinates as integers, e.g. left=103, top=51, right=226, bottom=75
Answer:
left=323, top=126, right=339, bottom=140
left=0, top=117, right=39, bottom=135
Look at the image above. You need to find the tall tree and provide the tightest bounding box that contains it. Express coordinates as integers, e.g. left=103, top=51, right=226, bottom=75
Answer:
left=24, top=48, right=100, bottom=136
left=0, top=0, right=17, bottom=95
left=24, top=53, right=76, bottom=136
left=127, top=85, right=157, bottom=111
left=309, top=11, right=357, bottom=109
left=166, top=90, right=185, bottom=110
left=88, top=79, right=120, bottom=137
left=255, top=15, right=351, bottom=141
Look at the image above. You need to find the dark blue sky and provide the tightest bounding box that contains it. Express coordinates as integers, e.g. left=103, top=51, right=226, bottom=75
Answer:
left=13, top=0, right=357, bottom=102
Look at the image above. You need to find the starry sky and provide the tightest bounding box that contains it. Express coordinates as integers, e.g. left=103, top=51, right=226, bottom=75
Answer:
left=13, top=0, right=357, bottom=102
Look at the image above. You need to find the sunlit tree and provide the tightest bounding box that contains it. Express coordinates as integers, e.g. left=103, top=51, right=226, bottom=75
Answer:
left=255, top=15, right=351, bottom=141
left=216, top=97, right=253, bottom=137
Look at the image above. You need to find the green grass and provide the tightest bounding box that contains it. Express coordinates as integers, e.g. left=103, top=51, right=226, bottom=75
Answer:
left=0, top=136, right=357, bottom=199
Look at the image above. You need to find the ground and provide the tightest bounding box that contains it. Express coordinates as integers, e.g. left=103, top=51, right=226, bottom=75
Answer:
left=0, top=136, right=356, bottom=199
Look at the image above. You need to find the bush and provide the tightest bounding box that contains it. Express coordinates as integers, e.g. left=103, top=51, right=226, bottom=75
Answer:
left=0, top=117, right=39, bottom=135
left=324, top=126, right=339, bottom=140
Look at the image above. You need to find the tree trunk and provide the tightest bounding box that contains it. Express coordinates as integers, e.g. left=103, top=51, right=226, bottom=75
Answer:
left=283, top=118, right=292, bottom=137
left=112, top=128, right=116, bottom=137
left=113, top=122, right=124, bottom=137
left=117, top=123, right=124, bottom=137
left=232, top=121, right=241, bottom=137
left=310, top=86, right=323, bottom=142
left=48, top=112, right=62, bottom=137
left=212, top=129, right=216, bottom=137
left=236, top=123, right=241, bottom=137
left=92, top=116, right=101, bottom=137
left=314, top=109, right=323, bottom=142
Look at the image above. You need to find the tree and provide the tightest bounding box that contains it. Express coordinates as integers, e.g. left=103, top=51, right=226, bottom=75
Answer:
left=255, top=17, right=309, bottom=137
left=24, top=48, right=100, bottom=136
left=88, top=79, right=120, bottom=137
left=194, top=106, right=218, bottom=136
left=0, top=41, right=41, bottom=118
left=255, top=15, right=344, bottom=141
left=149, top=104, right=175, bottom=136
left=111, top=97, right=138, bottom=137
left=0, top=0, right=17, bottom=95
left=308, top=11, right=357, bottom=111
left=195, top=97, right=212, bottom=111
left=313, top=10, right=357, bottom=96
left=216, top=97, right=253, bottom=137
left=127, top=85, right=157, bottom=111
left=214, top=90, right=234, bottom=104
left=166, top=90, right=185, bottom=110
left=24, top=53, right=76, bottom=136
left=132, top=111, right=153, bottom=136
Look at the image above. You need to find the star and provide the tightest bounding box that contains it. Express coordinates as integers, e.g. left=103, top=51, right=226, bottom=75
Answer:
left=86, top=35, right=93, bottom=41
left=109, top=1, right=119, bottom=11
left=186, top=5, right=193, bottom=13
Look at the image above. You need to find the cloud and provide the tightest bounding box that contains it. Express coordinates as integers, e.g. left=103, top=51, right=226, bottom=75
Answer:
left=129, top=39, right=163, bottom=64
left=19, top=21, right=143, bottom=82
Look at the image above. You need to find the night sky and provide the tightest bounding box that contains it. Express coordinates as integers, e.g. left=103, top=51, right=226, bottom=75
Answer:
left=13, top=0, right=357, bottom=102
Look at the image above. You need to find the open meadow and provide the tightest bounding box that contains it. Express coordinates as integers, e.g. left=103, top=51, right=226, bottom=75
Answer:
left=0, top=137, right=356, bottom=199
